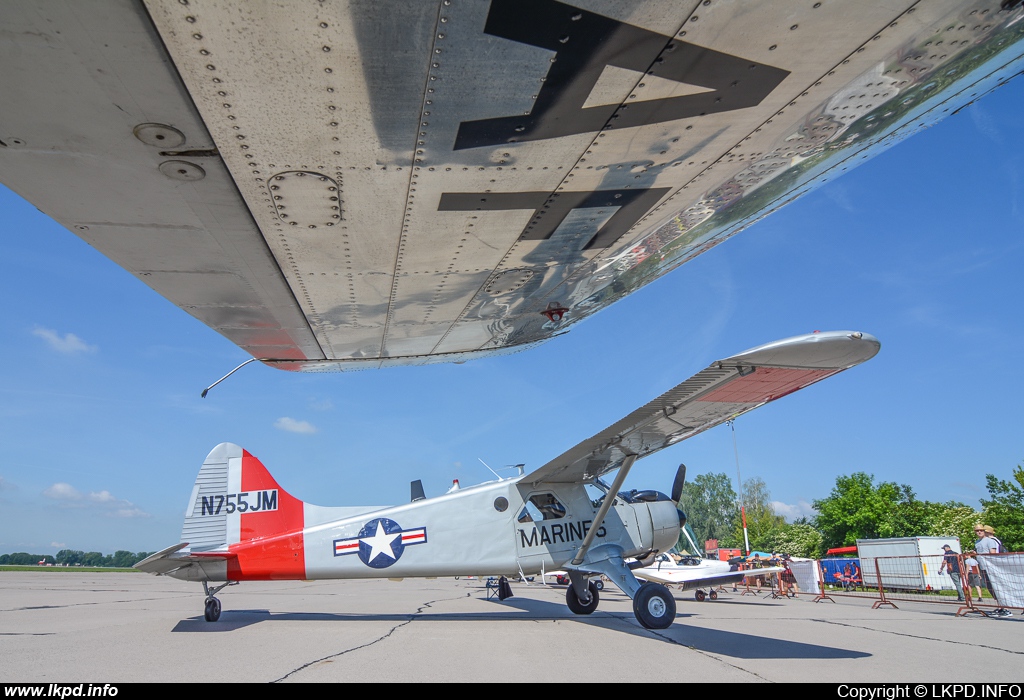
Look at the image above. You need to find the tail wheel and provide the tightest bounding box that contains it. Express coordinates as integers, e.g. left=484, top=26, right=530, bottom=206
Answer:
left=634, top=583, right=676, bottom=629
left=204, top=597, right=222, bottom=622
left=695, top=589, right=706, bottom=601
left=566, top=580, right=600, bottom=615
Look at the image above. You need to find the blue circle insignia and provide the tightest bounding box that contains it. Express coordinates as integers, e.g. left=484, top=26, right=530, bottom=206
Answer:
left=357, top=518, right=406, bottom=569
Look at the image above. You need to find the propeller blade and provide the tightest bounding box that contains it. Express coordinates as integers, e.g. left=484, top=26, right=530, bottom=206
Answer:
left=671, top=463, right=686, bottom=503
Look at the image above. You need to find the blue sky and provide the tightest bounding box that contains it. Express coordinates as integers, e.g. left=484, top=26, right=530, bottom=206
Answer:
left=1, top=84, right=1022, bottom=556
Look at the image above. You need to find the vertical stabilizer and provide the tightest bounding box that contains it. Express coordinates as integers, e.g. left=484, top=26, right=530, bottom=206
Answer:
left=181, top=443, right=306, bottom=578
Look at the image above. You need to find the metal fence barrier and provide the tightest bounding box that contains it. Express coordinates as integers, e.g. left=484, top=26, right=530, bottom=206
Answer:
left=813, top=553, right=1024, bottom=617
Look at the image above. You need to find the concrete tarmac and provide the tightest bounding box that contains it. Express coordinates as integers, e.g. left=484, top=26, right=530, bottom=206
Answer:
left=1, top=572, right=1021, bottom=683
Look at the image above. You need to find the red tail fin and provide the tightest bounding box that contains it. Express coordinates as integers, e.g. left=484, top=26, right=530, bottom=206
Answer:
left=182, top=444, right=307, bottom=580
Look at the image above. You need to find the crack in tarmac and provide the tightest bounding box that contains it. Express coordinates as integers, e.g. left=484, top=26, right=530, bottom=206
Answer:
left=0, top=632, right=55, bottom=636
left=3, top=594, right=194, bottom=613
left=272, top=592, right=472, bottom=682
left=813, top=618, right=1024, bottom=655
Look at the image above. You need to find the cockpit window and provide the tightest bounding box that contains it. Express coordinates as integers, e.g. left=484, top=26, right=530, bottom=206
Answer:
left=516, top=493, right=567, bottom=523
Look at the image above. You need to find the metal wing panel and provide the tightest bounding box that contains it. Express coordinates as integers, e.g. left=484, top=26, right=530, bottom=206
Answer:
left=3, top=1, right=1022, bottom=370
left=524, top=331, right=880, bottom=488
left=0, top=1, right=322, bottom=363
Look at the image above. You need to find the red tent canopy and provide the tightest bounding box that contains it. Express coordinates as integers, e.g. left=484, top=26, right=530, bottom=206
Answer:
left=826, top=546, right=858, bottom=556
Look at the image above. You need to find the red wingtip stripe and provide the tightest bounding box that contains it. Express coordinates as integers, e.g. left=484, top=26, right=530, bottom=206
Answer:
left=697, top=367, right=836, bottom=404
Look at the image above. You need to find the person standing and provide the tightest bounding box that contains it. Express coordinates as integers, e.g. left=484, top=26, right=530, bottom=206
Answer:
left=938, top=544, right=965, bottom=602
left=964, top=551, right=983, bottom=601
left=781, top=554, right=799, bottom=597
left=975, top=524, right=1012, bottom=617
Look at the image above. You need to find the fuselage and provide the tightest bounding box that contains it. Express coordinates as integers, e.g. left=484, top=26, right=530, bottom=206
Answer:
left=170, top=476, right=679, bottom=583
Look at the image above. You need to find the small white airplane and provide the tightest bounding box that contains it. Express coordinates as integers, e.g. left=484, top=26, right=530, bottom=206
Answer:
left=137, top=330, right=878, bottom=629
left=631, top=552, right=783, bottom=601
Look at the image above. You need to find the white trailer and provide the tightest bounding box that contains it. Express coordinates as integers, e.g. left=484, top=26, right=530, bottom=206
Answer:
left=856, top=537, right=961, bottom=592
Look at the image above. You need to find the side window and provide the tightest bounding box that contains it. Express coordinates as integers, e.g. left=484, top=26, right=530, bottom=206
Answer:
left=516, top=493, right=567, bottom=523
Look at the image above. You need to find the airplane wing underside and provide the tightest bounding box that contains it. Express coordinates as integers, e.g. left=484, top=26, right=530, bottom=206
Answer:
left=523, top=330, right=879, bottom=488
left=1, top=1, right=1022, bottom=371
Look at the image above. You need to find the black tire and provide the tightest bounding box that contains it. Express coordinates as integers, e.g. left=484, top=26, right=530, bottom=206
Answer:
left=634, top=583, right=676, bottom=629
left=594, top=579, right=604, bottom=591
left=204, top=597, right=221, bottom=622
left=709, top=589, right=718, bottom=600
left=695, top=589, right=706, bottom=602
left=565, top=580, right=600, bottom=615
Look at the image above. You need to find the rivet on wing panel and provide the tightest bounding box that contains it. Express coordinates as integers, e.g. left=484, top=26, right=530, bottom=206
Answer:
left=267, top=171, right=342, bottom=228
left=484, top=269, right=535, bottom=296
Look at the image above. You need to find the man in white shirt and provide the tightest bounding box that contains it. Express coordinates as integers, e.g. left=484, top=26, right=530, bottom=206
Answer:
left=975, top=524, right=1011, bottom=617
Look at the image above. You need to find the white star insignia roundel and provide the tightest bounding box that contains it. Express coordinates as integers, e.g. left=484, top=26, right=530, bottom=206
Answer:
left=333, top=518, right=428, bottom=568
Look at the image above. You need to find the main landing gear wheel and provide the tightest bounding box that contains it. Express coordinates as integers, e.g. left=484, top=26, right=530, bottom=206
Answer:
left=694, top=589, right=706, bottom=601
left=204, top=597, right=222, bottom=622
left=594, top=579, right=604, bottom=591
left=566, top=580, right=601, bottom=615
left=709, top=589, right=718, bottom=600
left=634, top=583, right=676, bottom=629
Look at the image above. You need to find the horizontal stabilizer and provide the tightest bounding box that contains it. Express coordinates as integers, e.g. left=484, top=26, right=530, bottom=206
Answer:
left=134, top=542, right=235, bottom=576
left=525, top=331, right=879, bottom=487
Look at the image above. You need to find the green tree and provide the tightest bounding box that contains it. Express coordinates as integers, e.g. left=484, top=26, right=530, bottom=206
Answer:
left=812, top=472, right=929, bottom=550
left=111, top=550, right=137, bottom=568
left=81, top=551, right=106, bottom=567
left=926, top=501, right=980, bottom=551
left=762, top=521, right=823, bottom=558
left=732, top=477, right=785, bottom=552
left=981, top=464, right=1024, bottom=552
left=56, top=549, right=84, bottom=566
left=677, top=472, right=739, bottom=548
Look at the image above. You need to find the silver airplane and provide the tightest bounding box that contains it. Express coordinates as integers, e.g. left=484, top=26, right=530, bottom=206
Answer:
left=137, top=330, right=879, bottom=629
left=0, top=2, right=1020, bottom=375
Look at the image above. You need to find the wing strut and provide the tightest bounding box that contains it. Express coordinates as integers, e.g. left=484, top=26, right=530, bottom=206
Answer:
left=570, top=453, right=637, bottom=566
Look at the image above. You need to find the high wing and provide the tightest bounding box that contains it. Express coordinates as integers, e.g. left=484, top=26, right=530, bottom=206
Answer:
left=523, top=330, right=879, bottom=488
left=1, top=2, right=1021, bottom=371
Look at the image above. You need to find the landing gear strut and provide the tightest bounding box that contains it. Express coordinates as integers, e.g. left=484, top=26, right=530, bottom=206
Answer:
left=202, top=581, right=235, bottom=622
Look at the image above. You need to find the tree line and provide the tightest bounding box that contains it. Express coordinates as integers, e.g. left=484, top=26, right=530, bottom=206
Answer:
left=0, top=550, right=155, bottom=567
left=677, top=463, right=1023, bottom=558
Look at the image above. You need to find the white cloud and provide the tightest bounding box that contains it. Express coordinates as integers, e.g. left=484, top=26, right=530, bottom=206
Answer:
left=108, top=506, right=150, bottom=519
left=44, top=482, right=82, bottom=500
left=43, top=482, right=150, bottom=518
left=773, top=499, right=817, bottom=522
left=274, top=417, right=317, bottom=434
left=32, top=327, right=97, bottom=354
left=50, top=542, right=66, bottom=549
left=308, top=398, right=334, bottom=411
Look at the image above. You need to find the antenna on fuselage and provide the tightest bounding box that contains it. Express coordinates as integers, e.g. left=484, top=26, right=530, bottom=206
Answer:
left=478, top=458, right=503, bottom=480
